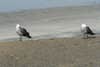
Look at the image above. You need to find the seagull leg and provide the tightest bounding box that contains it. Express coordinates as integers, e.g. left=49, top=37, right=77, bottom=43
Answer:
left=86, top=34, right=88, bottom=39
left=83, top=33, right=85, bottom=39
left=83, top=34, right=85, bottom=39
left=83, top=33, right=88, bottom=39
left=19, top=36, right=22, bottom=41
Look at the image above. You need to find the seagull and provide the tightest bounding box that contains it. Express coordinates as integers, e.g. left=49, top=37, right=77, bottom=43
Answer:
left=16, top=24, right=32, bottom=41
left=81, top=24, right=95, bottom=39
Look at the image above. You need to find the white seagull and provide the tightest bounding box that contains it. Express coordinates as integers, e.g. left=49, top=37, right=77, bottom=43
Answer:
left=81, top=24, right=95, bottom=38
left=16, top=24, right=32, bottom=41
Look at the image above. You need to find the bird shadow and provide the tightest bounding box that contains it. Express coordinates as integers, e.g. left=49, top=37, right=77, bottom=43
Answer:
left=82, top=36, right=96, bottom=39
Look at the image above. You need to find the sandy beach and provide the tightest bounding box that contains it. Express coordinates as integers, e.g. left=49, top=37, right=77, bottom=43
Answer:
left=0, top=4, right=100, bottom=67
left=0, top=37, right=99, bottom=67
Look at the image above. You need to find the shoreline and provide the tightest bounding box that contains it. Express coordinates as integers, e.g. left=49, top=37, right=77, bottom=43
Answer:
left=0, top=5, right=99, bottom=41
left=0, top=5, right=99, bottom=67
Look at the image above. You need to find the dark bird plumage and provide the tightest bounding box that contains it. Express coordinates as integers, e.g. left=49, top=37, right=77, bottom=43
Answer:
left=86, top=26, right=95, bottom=35
left=20, top=27, right=32, bottom=38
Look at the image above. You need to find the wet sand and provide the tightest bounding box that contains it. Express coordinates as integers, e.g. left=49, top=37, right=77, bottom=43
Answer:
left=0, top=37, right=99, bottom=67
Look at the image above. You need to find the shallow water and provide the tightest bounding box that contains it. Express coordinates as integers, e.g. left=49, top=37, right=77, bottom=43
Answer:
left=0, top=5, right=100, bottom=41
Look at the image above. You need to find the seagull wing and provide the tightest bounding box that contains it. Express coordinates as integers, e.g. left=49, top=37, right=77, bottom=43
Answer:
left=20, top=27, right=32, bottom=38
left=20, top=28, right=29, bottom=36
left=86, top=26, right=95, bottom=35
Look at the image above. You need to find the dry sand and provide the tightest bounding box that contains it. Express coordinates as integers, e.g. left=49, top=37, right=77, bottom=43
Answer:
left=0, top=37, right=99, bottom=67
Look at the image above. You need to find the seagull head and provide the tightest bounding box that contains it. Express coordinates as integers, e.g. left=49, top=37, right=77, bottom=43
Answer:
left=16, top=24, right=21, bottom=29
left=81, top=24, right=87, bottom=28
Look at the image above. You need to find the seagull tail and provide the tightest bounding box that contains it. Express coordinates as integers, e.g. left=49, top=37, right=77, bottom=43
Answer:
left=92, top=32, right=96, bottom=35
left=27, top=35, right=32, bottom=38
